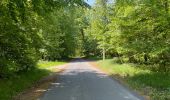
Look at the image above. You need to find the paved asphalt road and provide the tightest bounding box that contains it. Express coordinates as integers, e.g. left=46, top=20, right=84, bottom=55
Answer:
left=40, top=59, right=145, bottom=100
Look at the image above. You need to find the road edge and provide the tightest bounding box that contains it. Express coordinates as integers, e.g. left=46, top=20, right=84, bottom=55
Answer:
left=86, top=59, right=149, bottom=100
left=13, top=64, right=69, bottom=100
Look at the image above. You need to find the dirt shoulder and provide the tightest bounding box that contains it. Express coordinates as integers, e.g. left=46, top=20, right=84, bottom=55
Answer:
left=13, top=65, right=67, bottom=100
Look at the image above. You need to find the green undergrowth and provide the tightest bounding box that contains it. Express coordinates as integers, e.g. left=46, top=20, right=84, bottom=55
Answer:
left=38, top=60, right=67, bottom=69
left=94, top=58, right=170, bottom=100
left=0, top=61, right=67, bottom=100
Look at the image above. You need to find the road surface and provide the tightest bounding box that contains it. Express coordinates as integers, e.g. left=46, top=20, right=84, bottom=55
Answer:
left=40, top=59, right=145, bottom=100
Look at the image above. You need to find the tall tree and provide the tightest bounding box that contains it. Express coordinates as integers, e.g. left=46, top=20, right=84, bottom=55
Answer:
left=85, top=0, right=110, bottom=60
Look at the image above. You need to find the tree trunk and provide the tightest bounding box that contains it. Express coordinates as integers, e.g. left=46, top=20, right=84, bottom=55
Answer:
left=103, top=46, right=105, bottom=61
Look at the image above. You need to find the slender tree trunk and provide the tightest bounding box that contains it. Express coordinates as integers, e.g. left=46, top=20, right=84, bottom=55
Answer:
left=144, top=53, right=148, bottom=63
left=103, top=46, right=105, bottom=61
left=102, top=36, right=106, bottom=60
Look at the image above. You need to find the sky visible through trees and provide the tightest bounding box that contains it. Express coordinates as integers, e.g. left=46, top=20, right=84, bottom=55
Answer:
left=85, top=0, right=95, bottom=5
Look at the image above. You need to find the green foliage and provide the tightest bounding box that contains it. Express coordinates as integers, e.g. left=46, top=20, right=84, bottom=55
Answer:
left=0, top=0, right=42, bottom=75
left=0, top=60, right=66, bottom=100
left=84, top=0, right=170, bottom=72
left=83, top=0, right=112, bottom=58
left=0, top=0, right=87, bottom=76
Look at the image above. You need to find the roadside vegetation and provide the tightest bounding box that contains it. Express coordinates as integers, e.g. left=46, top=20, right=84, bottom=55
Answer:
left=38, top=61, right=67, bottom=69
left=0, top=61, right=66, bottom=100
left=92, top=58, right=170, bottom=100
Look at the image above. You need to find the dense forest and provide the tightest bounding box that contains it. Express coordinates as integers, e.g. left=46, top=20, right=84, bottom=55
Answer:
left=84, top=0, right=170, bottom=72
left=0, top=0, right=169, bottom=75
left=0, top=0, right=88, bottom=76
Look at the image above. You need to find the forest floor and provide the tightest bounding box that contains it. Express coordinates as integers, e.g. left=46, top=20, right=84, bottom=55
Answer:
left=0, top=61, right=67, bottom=100
left=88, top=58, right=170, bottom=100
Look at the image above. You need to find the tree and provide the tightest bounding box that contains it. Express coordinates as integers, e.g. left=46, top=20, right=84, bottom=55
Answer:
left=0, top=0, right=88, bottom=76
left=84, top=0, right=170, bottom=71
left=84, top=0, right=111, bottom=60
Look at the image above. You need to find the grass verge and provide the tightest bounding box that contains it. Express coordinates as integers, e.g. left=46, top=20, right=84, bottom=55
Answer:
left=91, top=58, right=170, bottom=100
left=37, top=60, right=66, bottom=69
left=0, top=61, right=67, bottom=100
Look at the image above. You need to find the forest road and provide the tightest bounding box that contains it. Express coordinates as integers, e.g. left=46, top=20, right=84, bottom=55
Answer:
left=40, top=59, right=145, bottom=100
